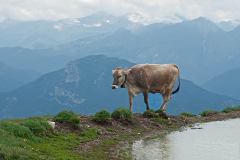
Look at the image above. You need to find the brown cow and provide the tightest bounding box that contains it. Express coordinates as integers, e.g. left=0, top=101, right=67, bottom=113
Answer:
left=112, top=64, right=180, bottom=113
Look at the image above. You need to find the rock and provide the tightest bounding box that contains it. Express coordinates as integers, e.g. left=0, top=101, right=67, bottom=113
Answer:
left=48, top=121, right=56, bottom=129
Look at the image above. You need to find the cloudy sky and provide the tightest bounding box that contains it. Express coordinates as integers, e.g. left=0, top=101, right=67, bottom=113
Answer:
left=0, top=0, right=240, bottom=23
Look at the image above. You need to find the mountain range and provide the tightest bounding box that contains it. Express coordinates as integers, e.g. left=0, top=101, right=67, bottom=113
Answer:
left=0, top=55, right=238, bottom=119
left=0, top=12, right=141, bottom=49
left=57, top=17, right=240, bottom=84
left=0, top=62, right=40, bottom=92
left=0, top=13, right=240, bottom=118
left=203, top=68, right=240, bottom=100
left=1, top=15, right=240, bottom=85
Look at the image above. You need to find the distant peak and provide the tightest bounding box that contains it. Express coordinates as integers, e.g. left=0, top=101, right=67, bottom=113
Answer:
left=183, top=17, right=222, bottom=32
left=84, top=11, right=115, bottom=20
left=190, top=17, right=213, bottom=24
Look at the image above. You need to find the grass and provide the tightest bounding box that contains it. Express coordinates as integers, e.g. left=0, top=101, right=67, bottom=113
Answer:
left=152, top=117, right=170, bottom=125
left=200, top=110, right=218, bottom=117
left=0, top=122, right=34, bottom=139
left=180, top=112, right=196, bottom=117
left=1, top=108, right=239, bottom=160
left=111, top=107, right=132, bottom=121
left=93, top=110, right=111, bottom=123
left=54, top=110, right=80, bottom=125
left=0, top=128, right=38, bottom=160
left=143, top=109, right=159, bottom=118
left=0, top=119, right=46, bottom=159
left=0, top=117, right=99, bottom=160
left=21, top=118, right=53, bottom=137
left=79, top=128, right=100, bottom=142
left=31, top=133, right=84, bottom=160
left=222, top=106, right=240, bottom=113
left=0, top=109, right=102, bottom=160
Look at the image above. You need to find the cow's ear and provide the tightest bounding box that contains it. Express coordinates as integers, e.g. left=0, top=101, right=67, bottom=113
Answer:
left=112, top=69, right=116, bottom=74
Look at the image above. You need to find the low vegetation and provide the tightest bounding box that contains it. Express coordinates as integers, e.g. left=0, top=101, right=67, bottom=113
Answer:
left=0, top=111, right=99, bottom=160
left=0, top=122, right=34, bottom=139
left=1, top=107, right=240, bottom=160
left=21, top=118, right=53, bottom=137
left=54, top=110, right=80, bottom=125
left=180, top=112, right=196, bottom=117
left=222, top=106, right=240, bottom=113
left=143, top=109, right=159, bottom=118
left=93, top=110, right=111, bottom=123
left=200, top=110, right=218, bottom=117
left=111, top=107, right=132, bottom=121
left=0, top=117, right=55, bottom=159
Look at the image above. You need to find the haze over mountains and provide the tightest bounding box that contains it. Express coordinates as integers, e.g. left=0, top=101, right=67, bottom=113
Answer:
left=0, top=62, right=39, bottom=92
left=0, top=12, right=141, bottom=49
left=0, top=55, right=238, bottom=119
left=1, top=13, right=240, bottom=85
left=0, top=12, right=239, bottom=118
left=203, top=68, right=240, bottom=100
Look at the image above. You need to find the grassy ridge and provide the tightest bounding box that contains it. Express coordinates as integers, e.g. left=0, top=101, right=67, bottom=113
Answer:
left=0, top=106, right=240, bottom=160
left=0, top=114, right=99, bottom=160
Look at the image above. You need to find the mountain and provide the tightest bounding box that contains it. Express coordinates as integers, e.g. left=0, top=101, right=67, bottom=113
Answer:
left=217, top=21, right=239, bottom=31
left=1, top=16, right=240, bottom=84
left=0, top=62, right=40, bottom=92
left=0, top=47, right=73, bottom=73
left=0, top=55, right=238, bottom=119
left=0, top=12, right=141, bottom=49
left=0, top=55, right=136, bottom=119
left=58, top=17, right=240, bottom=84
left=202, top=67, right=240, bottom=100
left=168, top=80, right=239, bottom=114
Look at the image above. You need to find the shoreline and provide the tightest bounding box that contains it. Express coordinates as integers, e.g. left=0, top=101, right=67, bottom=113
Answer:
left=73, top=111, right=240, bottom=160
left=1, top=110, right=240, bottom=160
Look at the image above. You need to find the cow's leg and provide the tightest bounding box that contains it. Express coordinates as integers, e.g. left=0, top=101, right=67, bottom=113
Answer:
left=160, top=94, right=171, bottom=112
left=143, top=92, right=150, bottom=111
left=160, top=96, right=169, bottom=112
left=128, top=91, right=134, bottom=112
left=160, top=88, right=171, bottom=112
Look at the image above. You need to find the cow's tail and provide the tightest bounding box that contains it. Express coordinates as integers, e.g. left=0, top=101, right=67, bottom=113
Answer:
left=172, top=65, right=180, bottom=95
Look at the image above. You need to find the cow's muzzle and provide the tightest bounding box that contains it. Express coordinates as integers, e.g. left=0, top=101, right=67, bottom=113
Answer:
left=112, top=85, right=119, bottom=89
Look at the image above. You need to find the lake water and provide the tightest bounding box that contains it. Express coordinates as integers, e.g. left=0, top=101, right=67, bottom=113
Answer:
left=132, top=118, right=240, bottom=160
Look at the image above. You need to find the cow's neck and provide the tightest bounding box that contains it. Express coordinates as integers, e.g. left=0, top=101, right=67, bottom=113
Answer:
left=120, top=74, right=127, bottom=88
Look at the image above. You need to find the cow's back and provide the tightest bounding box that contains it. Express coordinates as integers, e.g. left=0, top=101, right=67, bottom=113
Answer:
left=128, top=64, right=179, bottom=92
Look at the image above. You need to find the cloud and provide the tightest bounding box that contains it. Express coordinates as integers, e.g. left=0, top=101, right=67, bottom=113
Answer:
left=0, top=0, right=239, bottom=23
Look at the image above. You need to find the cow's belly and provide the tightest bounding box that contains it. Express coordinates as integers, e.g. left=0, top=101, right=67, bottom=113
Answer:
left=128, top=86, right=142, bottom=96
left=149, top=88, right=163, bottom=94
left=149, top=84, right=168, bottom=94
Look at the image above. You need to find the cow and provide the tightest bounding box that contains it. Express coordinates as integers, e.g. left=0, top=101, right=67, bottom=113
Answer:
left=112, top=64, right=180, bottom=113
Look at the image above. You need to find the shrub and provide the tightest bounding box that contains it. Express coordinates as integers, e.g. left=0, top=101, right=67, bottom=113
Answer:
left=180, top=112, right=195, bottom=117
left=54, top=110, right=80, bottom=125
left=21, top=118, right=53, bottom=136
left=143, top=109, right=159, bottom=118
left=93, top=110, right=111, bottom=123
left=222, top=106, right=240, bottom=113
left=154, top=109, right=169, bottom=119
left=111, top=107, right=132, bottom=121
left=200, top=110, right=218, bottom=117
left=0, top=122, right=34, bottom=139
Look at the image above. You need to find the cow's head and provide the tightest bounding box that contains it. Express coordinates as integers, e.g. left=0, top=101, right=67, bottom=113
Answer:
left=112, top=67, right=128, bottom=89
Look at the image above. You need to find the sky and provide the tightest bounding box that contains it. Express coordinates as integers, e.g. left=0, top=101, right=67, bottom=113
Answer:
left=0, top=0, right=240, bottom=24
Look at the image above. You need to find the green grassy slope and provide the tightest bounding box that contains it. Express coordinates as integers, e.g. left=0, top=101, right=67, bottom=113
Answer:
left=1, top=106, right=240, bottom=160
